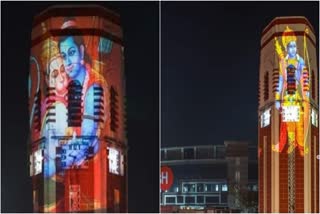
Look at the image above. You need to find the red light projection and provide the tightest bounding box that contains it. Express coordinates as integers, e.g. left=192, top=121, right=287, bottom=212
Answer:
left=29, top=6, right=126, bottom=212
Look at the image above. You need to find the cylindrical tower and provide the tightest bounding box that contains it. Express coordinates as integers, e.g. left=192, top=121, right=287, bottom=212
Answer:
left=28, top=5, right=127, bottom=212
left=258, top=16, right=319, bottom=213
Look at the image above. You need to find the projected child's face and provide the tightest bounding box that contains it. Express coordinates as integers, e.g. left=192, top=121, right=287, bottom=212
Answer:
left=49, top=56, right=69, bottom=95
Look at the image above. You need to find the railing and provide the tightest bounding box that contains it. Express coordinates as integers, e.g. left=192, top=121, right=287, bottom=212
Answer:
left=161, top=145, right=226, bottom=161
left=161, top=145, right=258, bottom=162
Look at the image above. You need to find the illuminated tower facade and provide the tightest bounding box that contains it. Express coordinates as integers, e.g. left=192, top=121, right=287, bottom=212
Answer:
left=258, top=17, right=319, bottom=213
left=28, top=5, right=127, bottom=212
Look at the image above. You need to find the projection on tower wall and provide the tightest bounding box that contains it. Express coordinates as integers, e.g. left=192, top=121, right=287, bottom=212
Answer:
left=272, top=26, right=315, bottom=156
left=29, top=16, right=124, bottom=211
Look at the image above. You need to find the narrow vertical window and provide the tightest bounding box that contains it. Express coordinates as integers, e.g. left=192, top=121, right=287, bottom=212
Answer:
left=264, top=72, right=269, bottom=101
left=311, top=108, right=318, bottom=127
left=110, top=86, right=119, bottom=132
left=312, top=70, right=315, bottom=100
left=67, top=80, right=82, bottom=127
left=34, top=90, right=41, bottom=132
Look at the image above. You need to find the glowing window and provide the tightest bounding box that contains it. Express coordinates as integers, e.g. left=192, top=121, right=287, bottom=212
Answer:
left=183, top=186, right=187, bottom=193
left=221, top=184, right=228, bottom=191
left=311, top=108, right=318, bottom=127
left=183, top=183, right=196, bottom=193
left=204, top=184, right=211, bottom=192
left=108, top=148, right=121, bottom=175
left=282, top=106, right=300, bottom=122
left=203, top=183, right=220, bottom=192
left=33, top=149, right=43, bottom=175
left=252, top=185, right=258, bottom=191
left=261, top=108, right=271, bottom=127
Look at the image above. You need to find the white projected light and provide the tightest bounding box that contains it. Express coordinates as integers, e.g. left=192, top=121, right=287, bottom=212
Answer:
left=34, top=149, right=43, bottom=175
left=282, top=106, right=300, bottom=122
left=261, top=108, right=271, bottom=127
left=311, top=108, right=318, bottom=127
left=108, top=148, right=120, bottom=175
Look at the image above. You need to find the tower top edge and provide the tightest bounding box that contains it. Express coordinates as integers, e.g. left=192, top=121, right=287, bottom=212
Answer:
left=33, top=4, right=120, bottom=27
left=262, top=16, right=315, bottom=35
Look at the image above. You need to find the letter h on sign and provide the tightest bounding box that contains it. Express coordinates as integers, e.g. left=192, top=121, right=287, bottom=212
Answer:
left=160, top=166, right=174, bottom=191
left=161, top=171, right=168, bottom=185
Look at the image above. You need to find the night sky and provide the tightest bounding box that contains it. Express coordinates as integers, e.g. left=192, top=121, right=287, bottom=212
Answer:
left=2, top=1, right=319, bottom=213
left=2, top=1, right=159, bottom=212
left=162, top=1, right=319, bottom=148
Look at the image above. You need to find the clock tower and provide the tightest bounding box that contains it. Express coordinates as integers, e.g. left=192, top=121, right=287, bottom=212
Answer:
left=28, top=5, right=127, bottom=212
left=258, top=17, right=319, bottom=213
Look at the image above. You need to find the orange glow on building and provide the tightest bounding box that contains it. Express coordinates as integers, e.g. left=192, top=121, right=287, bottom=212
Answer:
left=28, top=5, right=127, bottom=212
left=258, top=17, right=319, bottom=213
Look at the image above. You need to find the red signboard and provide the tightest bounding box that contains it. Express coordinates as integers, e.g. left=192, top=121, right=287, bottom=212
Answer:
left=160, top=166, right=174, bottom=191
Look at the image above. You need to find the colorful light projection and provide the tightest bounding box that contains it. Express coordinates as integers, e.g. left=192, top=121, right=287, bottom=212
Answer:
left=272, top=26, right=312, bottom=156
left=30, top=21, right=109, bottom=176
left=29, top=15, right=122, bottom=212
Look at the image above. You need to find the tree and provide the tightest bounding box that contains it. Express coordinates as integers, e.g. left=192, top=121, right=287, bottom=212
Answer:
left=228, top=183, right=258, bottom=213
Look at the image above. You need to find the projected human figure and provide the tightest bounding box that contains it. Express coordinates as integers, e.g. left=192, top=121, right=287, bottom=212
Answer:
left=57, top=18, right=108, bottom=168
left=38, top=39, right=70, bottom=177
left=273, top=26, right=310, bottom=156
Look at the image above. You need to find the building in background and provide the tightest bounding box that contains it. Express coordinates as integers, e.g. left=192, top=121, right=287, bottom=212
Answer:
left=258, top=16, right=319, bottom=212
left=160, top=141, right=258, bottom=213
left=28, top=5, right=127, bottom=212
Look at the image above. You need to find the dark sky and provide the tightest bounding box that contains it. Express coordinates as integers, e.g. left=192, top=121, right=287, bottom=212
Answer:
left=161, top=1, right=319, bottom=148
left=2, top=1, right=319, bottom=212
left=2, top=1, right=159, bottom=213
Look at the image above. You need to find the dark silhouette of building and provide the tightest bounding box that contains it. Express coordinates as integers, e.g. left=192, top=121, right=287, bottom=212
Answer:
left=160, top=141, right=258, bottom=213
